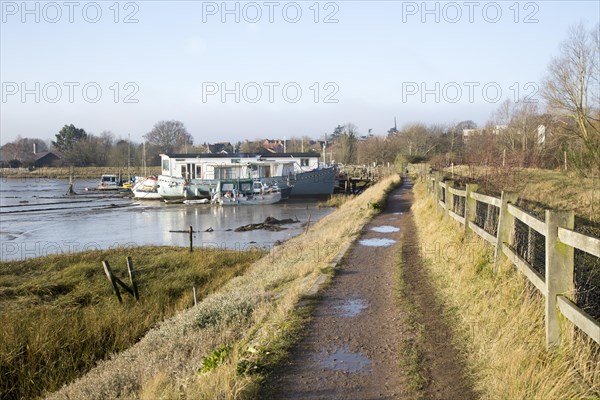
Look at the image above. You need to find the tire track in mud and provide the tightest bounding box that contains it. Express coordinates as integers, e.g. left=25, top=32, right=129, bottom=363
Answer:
left=261, top=179, right=476, bottom=400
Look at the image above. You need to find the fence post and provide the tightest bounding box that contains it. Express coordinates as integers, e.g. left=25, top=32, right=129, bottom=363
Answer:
left=494, top=191, right=519, bottom=273
left=434, top=173, right=441, bottom=214
left=126, top=256, right=139, bottom=301
left=429, top=173, right=434, bottom=194
left=102, top=261, right=123, bottom=303
left=464, top=184, right=478, bottom=237
left=189, top=226, right=193, bottom=252
left=444, top=180, right=454, bottom=221
left=545, top=209, right=575, bottom=348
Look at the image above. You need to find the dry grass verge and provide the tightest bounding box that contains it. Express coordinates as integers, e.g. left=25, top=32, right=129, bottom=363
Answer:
left=318, top=194, right=356, bottom=208
left=412, top=180, right=600, bottom=399
left=46, top=174, right=401, bottom=399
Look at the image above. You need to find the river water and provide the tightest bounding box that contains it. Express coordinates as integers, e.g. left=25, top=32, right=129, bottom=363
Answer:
left=0, top=178, right=333, bottom=261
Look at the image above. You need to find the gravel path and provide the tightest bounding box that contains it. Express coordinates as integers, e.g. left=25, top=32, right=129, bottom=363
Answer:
left=262, top=179, right=475, bottom=399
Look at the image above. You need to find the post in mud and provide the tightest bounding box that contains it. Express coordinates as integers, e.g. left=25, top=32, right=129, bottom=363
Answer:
left=102, top=257, right=140, bottom=303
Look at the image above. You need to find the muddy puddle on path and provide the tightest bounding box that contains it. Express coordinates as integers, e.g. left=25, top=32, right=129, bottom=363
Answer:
left=370, top=225, right=400, bottom=233
left=333, top=298, right=368, bottom=317
left=358, top=238, right=396, bottom=247
left=318, top=347, right=372, bottom=373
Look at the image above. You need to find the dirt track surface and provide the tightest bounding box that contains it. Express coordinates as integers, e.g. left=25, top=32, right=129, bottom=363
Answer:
left=262, top=179, right=476, bottom=400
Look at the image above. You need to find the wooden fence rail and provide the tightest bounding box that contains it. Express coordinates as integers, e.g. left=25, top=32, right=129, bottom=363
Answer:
left=426, top=173, right=600, bottom=348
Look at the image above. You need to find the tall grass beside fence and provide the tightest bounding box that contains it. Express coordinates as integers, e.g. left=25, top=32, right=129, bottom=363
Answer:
left=412, top=180, right=599, bottom=399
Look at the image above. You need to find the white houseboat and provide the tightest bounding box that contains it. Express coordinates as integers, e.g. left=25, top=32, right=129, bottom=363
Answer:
left=157, top=153, right=336, bottom=200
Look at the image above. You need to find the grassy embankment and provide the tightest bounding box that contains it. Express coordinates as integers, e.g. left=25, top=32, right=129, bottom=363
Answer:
left=0, top=246, right=262, bottom=400
left=408, top=179, right=599, bottom=399
left=45, top=174, right=400, bottom=399
left=0, top=166, right=161, bottom=180
left=448, top=165, right=600, bottom=223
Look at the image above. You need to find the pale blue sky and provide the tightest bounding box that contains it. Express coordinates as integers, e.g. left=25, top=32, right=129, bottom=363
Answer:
left=1, top=1, right=599, bottom=145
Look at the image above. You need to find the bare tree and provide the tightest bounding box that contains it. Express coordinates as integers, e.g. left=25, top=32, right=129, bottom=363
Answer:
left=542, top=22, right=600, bottom=173
left=339, top=123, right=358, bottom=164
left=144, top=120, right=193, bottom=154
left=239, top=139, right=264, bottom=153
left=396, top=123, right=437, bottom=157
left=358, top=136, right=395, bottom=166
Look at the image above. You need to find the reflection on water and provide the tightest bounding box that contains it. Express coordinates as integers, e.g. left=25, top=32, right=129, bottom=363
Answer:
left=370, top=225, right=400, bottom=233
left=318, top=346, right=372, bottom=373
left=0, top=179, right=333, bottom=261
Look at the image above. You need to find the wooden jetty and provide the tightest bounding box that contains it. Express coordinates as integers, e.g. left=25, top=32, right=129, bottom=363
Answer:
left=334, top=165, right=395, bottom=195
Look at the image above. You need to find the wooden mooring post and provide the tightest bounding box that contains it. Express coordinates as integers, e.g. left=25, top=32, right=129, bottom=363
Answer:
left=102, top=258, right=140, bottom=303
left=126, top=256, right=139, bottom=300
left=189, top=226, right=193, bottom=252
left=305, top=212, right=312, bottom=235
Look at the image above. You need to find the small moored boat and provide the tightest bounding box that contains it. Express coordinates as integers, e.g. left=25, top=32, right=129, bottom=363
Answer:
left=213, top=181, right=282, bottom=206
left=132, top=177, right=162, bottom=200
left=97, top=175, right=120, bottom=190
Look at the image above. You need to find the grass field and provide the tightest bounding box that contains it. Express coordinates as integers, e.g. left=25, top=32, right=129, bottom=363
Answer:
left=412, top=179, right=600, bottom=399
left=447, top=165, right=600, bottom=223
left=0, top=246, right=262, bottom=400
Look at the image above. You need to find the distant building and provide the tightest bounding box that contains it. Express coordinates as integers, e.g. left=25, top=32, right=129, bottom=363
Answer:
left=461, top=128, right=484, bottom=142
left=205, top=142, right=233, bottom=154
left=462, top=125, right=507, bottom=142
left=492, top=124, right=508, bottom=135
left=262, top=139, right=285, bottom=153
left=0, top=145, right=61, bottom=167
left=32, top=151, right=61, bottom=167
left=537, top=125, right=547, bottom=144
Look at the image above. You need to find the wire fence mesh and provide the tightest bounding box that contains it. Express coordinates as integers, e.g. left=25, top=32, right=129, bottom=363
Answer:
left=575, top=250, right=600, bottom=320
left=512, top=217, right=546, bottom=278
left=573, top=224, right=600, bottom=320
left=431, top=174, right=600, bottom=331
left=452, top=193, right=466, bottom=217
left=474, top=201, right=499, bottom=237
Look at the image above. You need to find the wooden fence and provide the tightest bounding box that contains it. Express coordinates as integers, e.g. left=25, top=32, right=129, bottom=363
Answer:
left=426, top=171, right=600, bottom=348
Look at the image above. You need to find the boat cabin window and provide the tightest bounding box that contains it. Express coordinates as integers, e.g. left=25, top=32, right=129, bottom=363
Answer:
left=181, top=165, right=187, bottom=179
left=240, top=183, right=252, bottom=192
left=196, top=165, right=201, bottom=179
left=185, top=163, right=197, bottom=179
left=101, top=176, right=116, bottom=183
left=301, top=158, right=310, bottom=167
left=162, top=159, right=169, bottom=172
left=259, top=166, right=271, bottom=177
left=215, top=167, right=235, bottom=179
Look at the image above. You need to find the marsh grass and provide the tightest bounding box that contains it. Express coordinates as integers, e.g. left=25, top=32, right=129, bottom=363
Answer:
left=45, top=174, right=400, bottom=400
left=0, top=246, right=262, bottom=400
left=0, top=166, right=161, bottom=180
left=412, top=180, right=600, bottom=399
